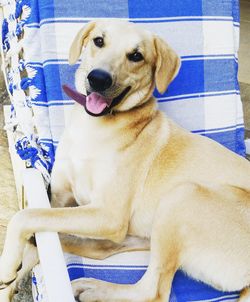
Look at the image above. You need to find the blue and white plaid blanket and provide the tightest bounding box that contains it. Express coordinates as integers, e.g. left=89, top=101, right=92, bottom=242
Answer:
left=32, top=252, right=240, bottom=302
left=2, top=0, right=245, bottom=181
left=2, top=0, right=244, bottom=301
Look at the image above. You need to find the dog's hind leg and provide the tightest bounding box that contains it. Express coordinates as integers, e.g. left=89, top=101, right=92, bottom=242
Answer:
left=59, top=234, right=150, bottom=259
left=72, top=213, right=179, bottom=302
left=72, top=244, right=177, bottom=302
left=239, top=288, right=250, bottom=302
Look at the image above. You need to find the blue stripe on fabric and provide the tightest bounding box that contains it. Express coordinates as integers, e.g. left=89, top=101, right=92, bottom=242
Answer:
left=43, top=66, right=61, bottom=101
left=202, top=127, right=245, bottom=156
left=202, top=0, right=236, bottom=18
left=27, top=0, right=40, bottom=25
left=35, top=0, right=55, bottom=20
left=29, top=67, right=48, bottom=103
left=27, top=1, right=238, bottom=22
left=68, top=267, right=146, bottom=284
left=168, top=58, right=236, bottom=99
left=172, top=271, right=239, bottom=302
left=26, top=24, right=40, bottom=28
left=43, top=64, right=78, bottom=101
left=53, top=0, right=128, bottom=19
left=128, top=0, right=235, bottom=19
left=203, top=59, right=237, bottom=95
left=68, top=264, right=148, bottom=269
left=67, top=265, right=239, bottom=302
left=33, top=101, right=75, bottom=107
left=232, top=0, right=240, bottom=23
left=128, top=1, right=202, bottom=18
left=42, top=59, right=237, bottom=101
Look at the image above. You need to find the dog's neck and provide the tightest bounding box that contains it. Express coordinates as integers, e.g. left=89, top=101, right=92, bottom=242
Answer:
left=70, top=96, right=159, bottom=149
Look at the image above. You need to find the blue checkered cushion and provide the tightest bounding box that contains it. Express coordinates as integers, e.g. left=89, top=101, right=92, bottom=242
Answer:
left=2, top=0, right=244, bottom=301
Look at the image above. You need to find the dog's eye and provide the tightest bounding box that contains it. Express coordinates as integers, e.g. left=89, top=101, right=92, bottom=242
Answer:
left=127, top=51, right=144, bottom=62
left=93, top=37, right=104, bottom=48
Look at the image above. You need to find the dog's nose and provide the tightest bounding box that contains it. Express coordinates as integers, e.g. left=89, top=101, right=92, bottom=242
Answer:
left=87, top=69, right=112, bottom=92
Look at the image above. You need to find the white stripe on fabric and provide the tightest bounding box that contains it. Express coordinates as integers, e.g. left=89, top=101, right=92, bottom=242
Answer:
left=204, top=94, right=240, bottom=131
left=159, top=94, right=243, bottom=132
left=28, top=15, right=234, bottom=27
left=64, top=252, right=150, bottom=267
left=32, top=107, right=53, bottom=139
left=195, top=124, right=244, bottom=135
left=187, top=294, right=239, bottom=302
left=29, top=20, right=236, bottom=62
left=181, top=55, right=236, bottom=61
left=43, top=60, right=69, bottom=66
left=23, top=28, right=43, bottom=63
left=157, top=90, right=239, bottom=102
left=236, top=95, right=244, bottom=124
left=47, top=100, right=74, bottom=105
left=203, top=22, right=234, bottom=56
left=67, top=264, right=147, bottom=271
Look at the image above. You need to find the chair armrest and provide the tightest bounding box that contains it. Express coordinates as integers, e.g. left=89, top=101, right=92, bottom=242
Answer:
left=23, top=168, right=75, bottom=302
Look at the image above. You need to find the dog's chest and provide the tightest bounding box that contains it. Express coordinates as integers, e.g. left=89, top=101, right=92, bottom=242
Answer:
left=70, top=147, right=119, bottom=205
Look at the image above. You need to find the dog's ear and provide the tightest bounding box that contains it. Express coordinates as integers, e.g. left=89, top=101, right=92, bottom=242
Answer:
left=154, top=36, right=181, bottom=94
left=69, top=21, right=96, bottom=65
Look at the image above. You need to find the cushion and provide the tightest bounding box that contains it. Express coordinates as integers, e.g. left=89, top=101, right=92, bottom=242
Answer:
left=32, top=253, right=240, bottom=302
left=1, top=0, right=244, bottom=301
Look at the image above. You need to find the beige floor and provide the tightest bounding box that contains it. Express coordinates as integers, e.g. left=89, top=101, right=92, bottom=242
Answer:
left=0, top=2, right=250, bottom=254
left=239, top=0, right=250, bottom=85
left=0, top=79, right=18, bottom=253
left=239, top=0, right=250, bottom=138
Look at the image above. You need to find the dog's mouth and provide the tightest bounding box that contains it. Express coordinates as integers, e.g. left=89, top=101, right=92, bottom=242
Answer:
left=62, top=85, right=131, bottom=117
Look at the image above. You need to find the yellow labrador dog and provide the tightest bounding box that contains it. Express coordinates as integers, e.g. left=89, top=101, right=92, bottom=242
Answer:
left=1, top=19, right=250, bottom=302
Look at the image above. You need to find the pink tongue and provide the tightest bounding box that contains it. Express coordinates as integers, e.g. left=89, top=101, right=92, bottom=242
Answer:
left=86, top=92, right=110, bottom=114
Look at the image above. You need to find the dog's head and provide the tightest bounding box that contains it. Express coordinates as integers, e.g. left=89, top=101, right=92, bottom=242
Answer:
left=66, top=19, right=180, bottom=117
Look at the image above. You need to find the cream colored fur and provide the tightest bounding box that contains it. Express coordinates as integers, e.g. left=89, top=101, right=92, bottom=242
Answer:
left=1, top=20, right=250, bottom=302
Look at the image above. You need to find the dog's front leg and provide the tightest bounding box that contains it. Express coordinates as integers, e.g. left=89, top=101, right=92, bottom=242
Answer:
left=0, top=205, right=128, bottom=289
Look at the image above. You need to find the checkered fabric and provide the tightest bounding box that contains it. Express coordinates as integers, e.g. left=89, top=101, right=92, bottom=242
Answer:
left=1, top=0, right=246, bottom=183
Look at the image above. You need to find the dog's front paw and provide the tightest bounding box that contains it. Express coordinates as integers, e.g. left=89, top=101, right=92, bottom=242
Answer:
left=0, top=279, right=16, bottom=290
left=72, top=278, right=105, bottom=302
left=0, top=264, right=16, bottom=291
left=0, top=285, right=13, bottom=302
left=0, top=258, right=22, bottom=290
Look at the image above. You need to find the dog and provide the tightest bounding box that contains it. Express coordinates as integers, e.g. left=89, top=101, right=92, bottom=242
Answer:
left=1, top=19, right=250, bottom=302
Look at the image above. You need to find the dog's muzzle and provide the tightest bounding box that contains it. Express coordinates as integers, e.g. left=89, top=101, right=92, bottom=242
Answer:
left=62, top=84, right=131, bottom=117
